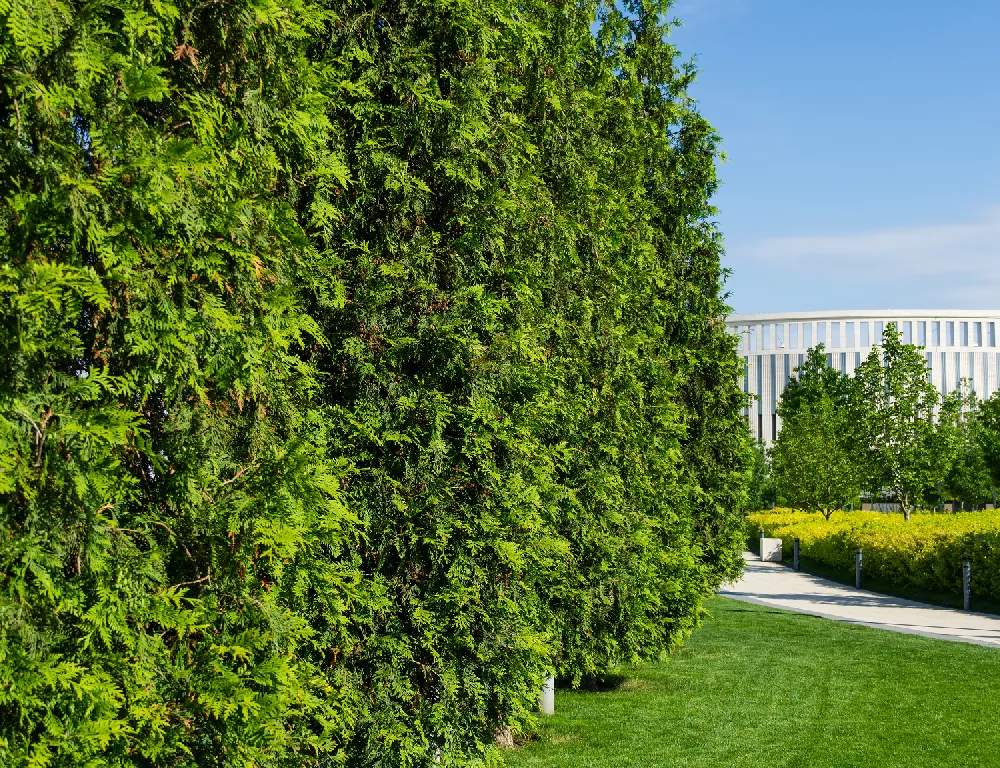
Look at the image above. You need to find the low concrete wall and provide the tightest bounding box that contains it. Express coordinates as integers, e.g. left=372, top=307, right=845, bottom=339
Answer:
left=761, top=538, right=782, bottom=563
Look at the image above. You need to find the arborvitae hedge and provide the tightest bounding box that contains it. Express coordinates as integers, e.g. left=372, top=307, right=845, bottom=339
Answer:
left=0, top=0, right=750, bottom=765
left=0, top=1, right=362, bottom=764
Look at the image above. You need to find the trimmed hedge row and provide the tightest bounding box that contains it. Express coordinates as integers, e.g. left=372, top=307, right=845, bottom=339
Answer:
left=0, top=0, right=752, bottom=764
left=748, top=510, right=1000, bottom=600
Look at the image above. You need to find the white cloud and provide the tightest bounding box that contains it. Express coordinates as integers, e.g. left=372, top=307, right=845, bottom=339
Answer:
left=744, top=206, right=1000, bottom=307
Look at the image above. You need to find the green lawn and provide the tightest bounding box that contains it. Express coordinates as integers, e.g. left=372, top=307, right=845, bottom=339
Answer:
left=508, top=597, right=1000, bottom=768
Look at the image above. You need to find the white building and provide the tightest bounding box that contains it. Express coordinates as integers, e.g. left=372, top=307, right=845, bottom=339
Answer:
left=726, top=310, right=1000, bottom=445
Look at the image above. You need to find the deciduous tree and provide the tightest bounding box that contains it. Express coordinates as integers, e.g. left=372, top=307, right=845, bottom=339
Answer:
left=779, top=344, right=852, bottom=418
left=772, top=394, right=859, bottom=519
left=975, top=390, right=1000, bottom=507
left=851, top=324, right=940, bottom=521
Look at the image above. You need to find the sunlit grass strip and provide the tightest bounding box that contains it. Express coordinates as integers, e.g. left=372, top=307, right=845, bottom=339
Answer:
left=508, top=597, right=1000, bottom=768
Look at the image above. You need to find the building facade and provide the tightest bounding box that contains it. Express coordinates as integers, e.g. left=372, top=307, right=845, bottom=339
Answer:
left=726, top=310, right=1000, bottom=445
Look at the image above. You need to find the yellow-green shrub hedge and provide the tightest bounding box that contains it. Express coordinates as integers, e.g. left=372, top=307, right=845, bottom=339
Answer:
left=747, top=510, right=1000, bottom=599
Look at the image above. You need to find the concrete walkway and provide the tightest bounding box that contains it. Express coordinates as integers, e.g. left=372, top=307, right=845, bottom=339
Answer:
left=719, top=553, right=1000, bottom=648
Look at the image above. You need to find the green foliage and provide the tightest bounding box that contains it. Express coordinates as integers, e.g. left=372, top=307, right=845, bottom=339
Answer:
left=850, top=323, right=941, bottom=520
left=935, top=387, right=992, bottom=507
left=0, top=1, right=363, bottom=764
left=975, top=391, right=1000, bottom=502
left=772, top=332, right=997, bottom=519
left=772, top=347, right=859, bottom=519
left=771, top=395, right=859, bottom=519
left=0, top=0, right=751, bottom=764
left=745, top=441, right=777, bottom=512
left=945, top=435, right=992, bottom=507
left=750, top=510, right=1000, bottom=602
left=777, top=344, right=852, bottom=419
left=303, top=0, right=751, bottom=758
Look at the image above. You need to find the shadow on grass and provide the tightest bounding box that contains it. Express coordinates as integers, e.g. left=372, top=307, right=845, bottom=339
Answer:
left=724, top=607, right=794, bottom=615
left=556, top=673, right=630, bottom=693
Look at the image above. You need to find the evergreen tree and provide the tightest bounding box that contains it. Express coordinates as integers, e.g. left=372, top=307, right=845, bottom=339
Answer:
left=1, top=0, right=751, bottom=764
left=302, top=0, right=750, bottom=758
left=0, top=1, right=364, bottom=764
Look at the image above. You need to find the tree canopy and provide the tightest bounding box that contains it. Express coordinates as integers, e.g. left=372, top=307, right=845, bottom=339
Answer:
left=772, top=371, right=859, bottom=520
left=851, top=324, right=943, bottom=520
left=778, top=344, right=852, bottom=419
left=766, top=325, right=1000, bottom=520
left=975, top=391, right=1000, bottom=506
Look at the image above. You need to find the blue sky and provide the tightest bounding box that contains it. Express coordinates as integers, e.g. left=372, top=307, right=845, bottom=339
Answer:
left=669, top=0, right=1000, bottom=313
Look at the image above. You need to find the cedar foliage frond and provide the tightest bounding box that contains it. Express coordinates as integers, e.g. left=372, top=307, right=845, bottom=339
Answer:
left=0, top=0, right=751, bottom=764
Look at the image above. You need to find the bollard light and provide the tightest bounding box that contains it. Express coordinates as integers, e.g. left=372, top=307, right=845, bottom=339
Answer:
left=855, top=549, right=862, bottom=589
left=964, top=561, right=971, bottom=612
left=794, top=538, right=800, bottom=572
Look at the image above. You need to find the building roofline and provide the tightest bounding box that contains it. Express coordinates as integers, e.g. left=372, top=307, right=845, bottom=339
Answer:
left=726, top=309, right=1000, bottom=323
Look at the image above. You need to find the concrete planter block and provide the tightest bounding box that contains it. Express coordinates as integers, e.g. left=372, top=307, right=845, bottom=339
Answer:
left=760, top=538, right=782, bottom=562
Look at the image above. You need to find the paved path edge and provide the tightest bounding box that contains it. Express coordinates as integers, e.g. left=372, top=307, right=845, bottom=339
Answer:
left=718, top=590, right=1000, bottom=649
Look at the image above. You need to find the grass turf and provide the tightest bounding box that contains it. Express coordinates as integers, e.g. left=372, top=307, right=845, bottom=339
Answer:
left=507, top=596, right=1000, bottom=768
